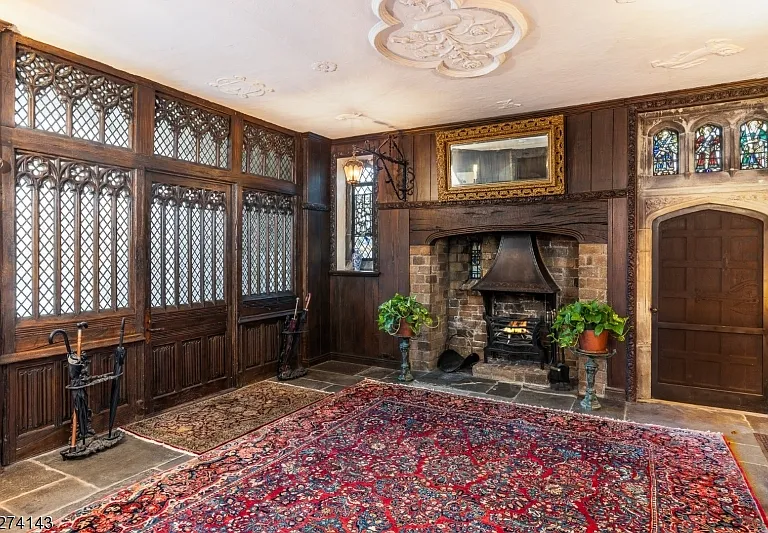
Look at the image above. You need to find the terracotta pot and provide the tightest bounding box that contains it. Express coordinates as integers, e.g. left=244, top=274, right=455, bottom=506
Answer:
left=397, top=319, right=415, bottom=338
left=579, top=329, right=609, bottom=353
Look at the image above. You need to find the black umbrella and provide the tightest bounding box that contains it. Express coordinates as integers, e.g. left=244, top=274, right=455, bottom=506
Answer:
left=108, top=318, right=127, bottom=438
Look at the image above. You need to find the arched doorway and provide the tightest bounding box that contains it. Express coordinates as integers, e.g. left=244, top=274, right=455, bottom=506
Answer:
left=652, top=207, right=768, bottom=411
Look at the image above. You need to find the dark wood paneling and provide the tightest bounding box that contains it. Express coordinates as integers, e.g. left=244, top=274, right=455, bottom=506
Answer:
left=591, top=109, right=614, bottom=191
left=409, top=202, right=609, bottom=245
left=608, top=198, right=628, bottom=388
left=612, top=107, right=629, bottom=189
left=237, top=316, right=284, bottom=383
left=566, top=112, right=592, bottom=193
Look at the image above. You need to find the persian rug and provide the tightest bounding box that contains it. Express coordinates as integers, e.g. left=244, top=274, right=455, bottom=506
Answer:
left=758, top=433, right=768, bottom=461
left=51, top=381, right=767, bottom=532
left=125, top=380, right=327, bottom=453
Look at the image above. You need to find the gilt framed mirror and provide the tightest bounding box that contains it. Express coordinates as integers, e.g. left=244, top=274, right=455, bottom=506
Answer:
left=436, top=115, right=565, bottom=201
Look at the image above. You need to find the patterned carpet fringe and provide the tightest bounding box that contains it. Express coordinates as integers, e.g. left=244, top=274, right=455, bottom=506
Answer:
left=50, top=380, right=767, bottom=532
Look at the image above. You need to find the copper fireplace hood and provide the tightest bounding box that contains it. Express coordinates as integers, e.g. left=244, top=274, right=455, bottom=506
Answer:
left=473, top=233, right=560, bottom=294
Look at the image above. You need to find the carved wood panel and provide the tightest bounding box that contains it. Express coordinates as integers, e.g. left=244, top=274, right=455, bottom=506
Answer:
left=238, top=317, right=284, bottom=383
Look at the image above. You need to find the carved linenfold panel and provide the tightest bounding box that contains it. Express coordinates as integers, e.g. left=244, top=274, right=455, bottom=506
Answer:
left=238, top=318, right=283, bottom=372
left=14, top=153, right=133, bottom=320
left=208, top=334, right=227, bottom=380
left=150, top=183, right=227, bottom=309
left=241, top=122, right=295, bottom=181
left=154, top=95, right=230, bottom=169
left=241, top=191, right=295, bottom=298
left=16, top=363, right=56, bottom=435
left=151, top=343, right=176, bottom=398
left=181, top=339, right=203, bottom=389
left=14, top=47, right=134, bottom=147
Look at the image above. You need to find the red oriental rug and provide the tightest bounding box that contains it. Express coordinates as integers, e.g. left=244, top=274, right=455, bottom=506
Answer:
left=48, top=381, right=767, bottom=532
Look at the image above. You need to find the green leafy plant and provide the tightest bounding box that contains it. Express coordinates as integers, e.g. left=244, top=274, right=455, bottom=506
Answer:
left=549, top=300, right=628, bottom=348
left=377, top=293, right=435, bottom=336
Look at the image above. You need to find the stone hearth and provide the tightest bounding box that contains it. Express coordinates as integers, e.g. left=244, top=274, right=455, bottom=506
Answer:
left=409, top=234, right=610, bottom=396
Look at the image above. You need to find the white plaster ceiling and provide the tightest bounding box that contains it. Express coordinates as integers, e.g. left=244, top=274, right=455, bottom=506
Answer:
left=2, top=0, right=768, bottom=138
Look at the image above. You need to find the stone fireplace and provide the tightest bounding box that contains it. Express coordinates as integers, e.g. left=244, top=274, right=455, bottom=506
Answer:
left=409, top=233, right=610, bottom=396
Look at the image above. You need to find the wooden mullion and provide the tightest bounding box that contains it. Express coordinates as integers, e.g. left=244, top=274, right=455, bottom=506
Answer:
left=31, top=185, right=40, bottom=319
left=111, top=192, right=117, bottom=311
left=28, top=89, right=35, bottom=130
left=91, top=186, right=99, bottom=312
left=73, top=184, right=81, bottom=315
left=54, top=181, right=61, bottom=316
left=173, top=203, right=180, bottom=308
left=159, top=203, right=166, bottom=309
left=65, top=97, right=73, bottom=138
left=99, top=107, right=106, bottom=145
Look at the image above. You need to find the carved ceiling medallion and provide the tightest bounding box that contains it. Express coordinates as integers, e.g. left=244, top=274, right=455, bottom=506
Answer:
left=369, top=0, right=528, bottom=79
left=209, top=76, right=274, bottom=98
left=651, top=39, right=745, bottom=70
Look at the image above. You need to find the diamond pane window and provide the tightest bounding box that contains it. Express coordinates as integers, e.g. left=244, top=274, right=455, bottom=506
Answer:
left=351, top=164, right=375, bottom=263
left=469, top=241, right=482, bottom=280
left=694, top=124, right=723, bottom=173
left=14, top=153, right=133, bottom=319
left=652, top=129, right=679, bottom=176
left=241, top=191, right=294, bottom=297
left=740, top=120, right=768, bottom=170
left=154, top=96, right=230, bottom=169
left=242, top=122, right=295, bottom=181
left=15, top=47, right=134, bottom=147
left=149, top=184, right=227, bottom=309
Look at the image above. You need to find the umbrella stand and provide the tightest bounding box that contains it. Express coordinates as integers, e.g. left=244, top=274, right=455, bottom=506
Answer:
left=277, top=293, right=311, bottom=381
left=49, top=322, right=127, bottom=460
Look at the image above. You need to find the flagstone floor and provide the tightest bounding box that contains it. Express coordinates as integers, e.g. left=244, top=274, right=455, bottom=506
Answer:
left=1, top=360, right=766, bottom=523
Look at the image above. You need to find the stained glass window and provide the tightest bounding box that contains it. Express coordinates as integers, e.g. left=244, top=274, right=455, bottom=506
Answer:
left=350, top=164, right=376, bottom=266
left=652, top=129, right=679, bottom=176
left=740, top=120, right=768, bottom=170
left=694, top=124, right=723, bottom=173
left=469, top=241, right=482, bottom=280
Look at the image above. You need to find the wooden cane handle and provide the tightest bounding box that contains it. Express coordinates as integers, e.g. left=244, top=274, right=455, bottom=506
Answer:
left=76, top=329, right=83, bottom=359
left=70, top=411, right=78, bottom=449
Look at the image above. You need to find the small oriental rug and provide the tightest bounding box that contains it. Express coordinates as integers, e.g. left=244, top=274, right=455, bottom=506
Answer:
left=125, top=380, right=327, bottom=453
left=53, top=381, right=767, bottom=532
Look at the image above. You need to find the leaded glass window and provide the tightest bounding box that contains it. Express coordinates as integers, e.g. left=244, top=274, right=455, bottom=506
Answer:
left=652, top=129, right=679, bottom=176
left=153, top=96, right=230, bottom=169
left=14, top=47, right=134, bottom=148
left=241, top=191, right=294, bottom=297
left=694, top=124, right=723, bottom=173
left=469, top=241, right=482, bottom=280
left=740, top=119, right=768, bottom=170
left=149, top=184, right=227, bottom=308
left=14, top=153, right=132, bottom=319
left=241, top=122, right=295, bottom=181
left=350, top=164, right=375, bottom=265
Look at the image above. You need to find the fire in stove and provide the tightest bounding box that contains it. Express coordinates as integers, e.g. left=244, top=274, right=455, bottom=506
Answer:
left=486, top=313, right=553, bottom=368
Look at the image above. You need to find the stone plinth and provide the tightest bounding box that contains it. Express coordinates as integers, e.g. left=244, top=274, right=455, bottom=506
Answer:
left=472, top=361, right=550, bottom=387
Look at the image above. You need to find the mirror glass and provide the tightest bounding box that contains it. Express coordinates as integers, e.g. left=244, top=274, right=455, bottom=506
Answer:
left=449, top=134, right=549, bottom=187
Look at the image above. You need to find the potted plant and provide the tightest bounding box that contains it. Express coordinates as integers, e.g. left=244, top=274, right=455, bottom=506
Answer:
left=549, top=300, right=628, bottom=353
left=377, top=293, right=434, bottom=338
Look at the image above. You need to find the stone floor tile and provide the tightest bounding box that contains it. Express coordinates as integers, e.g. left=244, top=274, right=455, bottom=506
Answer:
left=625, top=402, right=754, bottom=441
left=3, top=478, right=95, bottom=518
left=514, top=390, right=576, bottom=411
left=311, top=361, right=370, bottom=376
left=305, top=369, right=364, bottom=386
left=729, top=443, right=768, bottom=466
left=356, top=367, right=396, bottom=379
left=448, top=381, right=496, bottom=394
left=487, top=382, right=522, bottom=399
left=154, top=455, right=195, bottom=471
left=324, top=384, right=346, bottom=393
left=571, top=397, right=627, bottom=420
left=739, top=462, right=768, bottom=510
left=284, top=377, right=334, bottom=391
left=35, top=435, right=184, bottom=489
left=746, top=414, right=768, bottom=435
left=0, top=461, right=65, bottom=503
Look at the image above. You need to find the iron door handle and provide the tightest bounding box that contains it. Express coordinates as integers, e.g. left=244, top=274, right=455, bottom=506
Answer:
left=650, top=307, right=658, bottom=313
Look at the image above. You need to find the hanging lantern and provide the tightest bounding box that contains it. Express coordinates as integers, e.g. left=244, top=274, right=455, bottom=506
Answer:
left=343, top=155, right=364, bottom=185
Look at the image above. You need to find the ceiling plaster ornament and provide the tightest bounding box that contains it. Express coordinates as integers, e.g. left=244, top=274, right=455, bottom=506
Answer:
left=497, top=98, right=522, bottom=109
left=312, top=61, right=338, bottom=73
left=208, top=76, right=274, bottom=98
left=369, top=0, right=529, bottom=79
left=651, top=39, right=745, bottom=70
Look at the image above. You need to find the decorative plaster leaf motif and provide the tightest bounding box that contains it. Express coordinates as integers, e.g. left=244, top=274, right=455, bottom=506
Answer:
left=370, top=0, right=528, bottom=78
left=651, top=39, right=745, bottom=70
left=209, top=76, right=274, bottom=98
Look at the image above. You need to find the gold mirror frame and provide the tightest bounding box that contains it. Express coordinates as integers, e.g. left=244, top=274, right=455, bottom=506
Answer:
left=436, top=115, right=565, bottom=201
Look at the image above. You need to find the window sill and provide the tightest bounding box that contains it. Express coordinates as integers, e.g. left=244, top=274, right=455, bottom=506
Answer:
left=330, top=270, right=380, bottom=277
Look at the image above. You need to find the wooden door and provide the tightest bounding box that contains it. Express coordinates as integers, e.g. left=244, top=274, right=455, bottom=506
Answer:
left=653, top=209, right=767, bottom=411
left=145, top=173, right=232, bottom=412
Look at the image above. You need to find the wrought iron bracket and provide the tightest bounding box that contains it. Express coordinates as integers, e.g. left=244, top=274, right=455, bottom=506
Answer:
left=356, top=136, right=415, bottom=202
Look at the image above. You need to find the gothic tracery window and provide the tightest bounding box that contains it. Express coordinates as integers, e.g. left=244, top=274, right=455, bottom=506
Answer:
left=15, top=153, right=132, bottom=319
left=153, top=96, right=230, bottom=169
left=14, top=47, right=134, bottom=147
left=652, top=129, right=680, bottom=176
left=694, top=124, right=723, bottom=173
left=469, top=240, right=482, bottom=280
left=241, top=192, right=294, bottom=297
left=241, top=123, right=295, bottom=181
left=740, top=119, right=768, bottom=170
left=149, top=184, right=227, bottom=308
